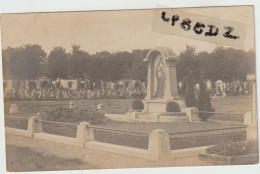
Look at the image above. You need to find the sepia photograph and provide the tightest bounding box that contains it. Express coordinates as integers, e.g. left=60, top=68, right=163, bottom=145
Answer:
left=0, top=4, right=258, bottom=172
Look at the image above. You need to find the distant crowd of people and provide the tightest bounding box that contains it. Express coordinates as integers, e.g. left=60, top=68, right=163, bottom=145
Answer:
left=4, top=86, right=146, bottom=101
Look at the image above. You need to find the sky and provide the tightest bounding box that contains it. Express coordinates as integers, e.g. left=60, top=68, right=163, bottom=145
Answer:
left=0, top=6, right=255, bottom=55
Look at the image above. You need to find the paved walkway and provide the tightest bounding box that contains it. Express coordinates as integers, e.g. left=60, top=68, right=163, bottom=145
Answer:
left=5, top=133, right=211, bottom=170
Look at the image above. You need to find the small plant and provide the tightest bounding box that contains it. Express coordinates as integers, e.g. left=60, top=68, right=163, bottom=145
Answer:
left=166, top=101, right=181, bottom=112
left=131, top=99, right=144, bottom=111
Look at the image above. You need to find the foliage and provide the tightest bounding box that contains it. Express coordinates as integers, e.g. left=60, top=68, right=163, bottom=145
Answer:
left=206, top=141, right=258, bottom=157
left=182, top=71, right=214, bottom=121
left=196, top=75, right=215, bottom=121
left=46, top=47, right=69, bottom=81
left=40, top=106, right=108, bottom=125
left=166, top=101, right=181, bottom=112
left=177, top=45, right=199, bottom=82
left=69, top=45, right=91, bottom=80
left=131, top=99, right=144, bottom=111
left=183, top=70, right=196, bottom=107
left=3, top=44, right=46, bottom=80
left=109, top=51, right=135, bottom=82
left=127, top=49, right=149, bottom=82
left=89, top=51, right=113, bottom=82
left=201, top=46, right=255, bottom=82
left=2, top=44, right=255, bottom=85
left=177, top=45, right=255, bottom=83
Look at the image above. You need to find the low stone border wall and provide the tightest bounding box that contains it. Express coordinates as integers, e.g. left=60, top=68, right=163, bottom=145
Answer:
left=4, top=115, right=211, bottom=160
left=4, top=115, right=252, bottom=161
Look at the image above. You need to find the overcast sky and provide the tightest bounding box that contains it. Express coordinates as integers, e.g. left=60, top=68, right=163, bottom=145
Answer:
left=0, top=6, right=255, bottom=55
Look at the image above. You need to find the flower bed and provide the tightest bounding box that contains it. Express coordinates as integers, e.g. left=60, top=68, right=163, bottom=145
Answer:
left=199, top=141, right=259, bottom=165
left=40, top=106, right=110, bottom=125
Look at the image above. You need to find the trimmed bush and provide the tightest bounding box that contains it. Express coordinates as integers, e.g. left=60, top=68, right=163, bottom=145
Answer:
left=40, top=105, right=109, bottom=125
left=166, top=101, right=181, bottom=112
left=131, top=99, right=144, bottom=111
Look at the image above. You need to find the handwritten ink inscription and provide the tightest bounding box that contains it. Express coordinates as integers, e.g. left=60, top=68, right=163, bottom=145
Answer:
left=161, top=12, right=239, bottom=39
left=152, top=9, right=247, bottom=47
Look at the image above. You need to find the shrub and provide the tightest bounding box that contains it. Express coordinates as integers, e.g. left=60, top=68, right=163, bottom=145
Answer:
left=166, top=101, right=181, bottom=112
left=132, top=99, right=144, bottom=111
left=183, top=72, right=215, bottom=121
left=206, top=141, right=258, bottom=157
left=197, top=78, right=214, bottom=121
left=40, top=105, right=109, bottom=125
left=184, top=71, right=196, bottom=107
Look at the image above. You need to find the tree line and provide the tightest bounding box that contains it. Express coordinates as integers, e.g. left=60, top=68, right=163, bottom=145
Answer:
left=2, top=44, right=149, bottom=86
left=2, top=44, right=255, bottom=87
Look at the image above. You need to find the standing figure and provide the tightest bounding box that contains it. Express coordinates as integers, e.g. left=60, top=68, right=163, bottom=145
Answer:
left=154, top=57, right=166, bottom=99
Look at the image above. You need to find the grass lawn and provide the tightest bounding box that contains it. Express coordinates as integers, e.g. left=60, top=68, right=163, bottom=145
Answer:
left=6, top=145, right=98, bottom=172
left=209, top=96, right=253, bottom=122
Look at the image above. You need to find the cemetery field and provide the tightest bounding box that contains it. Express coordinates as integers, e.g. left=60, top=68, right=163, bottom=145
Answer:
left=4, top=95, right=253, bottom=115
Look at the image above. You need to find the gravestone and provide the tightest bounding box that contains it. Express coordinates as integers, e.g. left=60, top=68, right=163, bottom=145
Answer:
left=9, top=104, right=19, bottom=113
left=206, top=80, right=212, bottom=91
left=215, top=80, right=224, bottom=95
left=68, top=102, right=76, bottom=109
left=141, top=47, right=186, bottom=114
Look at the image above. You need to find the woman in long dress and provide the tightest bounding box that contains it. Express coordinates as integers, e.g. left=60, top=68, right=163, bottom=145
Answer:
left=154, top=57, right=166, bottom=99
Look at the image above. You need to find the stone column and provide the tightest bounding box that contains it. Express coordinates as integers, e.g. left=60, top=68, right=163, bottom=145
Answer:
left=168, top=60, right=178, bottom=98
left=76, top=122, right=94, bottom=147
left=164, top=61, right=172, bottom=100
left=27, top=116, right=42, bottom=137
left=145, top=63, right=153, bottom=100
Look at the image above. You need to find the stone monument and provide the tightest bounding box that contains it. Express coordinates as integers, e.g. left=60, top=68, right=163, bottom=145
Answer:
left=141, top=46, right=187, bottom=114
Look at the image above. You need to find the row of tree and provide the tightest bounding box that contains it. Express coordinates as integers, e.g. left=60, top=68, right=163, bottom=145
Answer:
left=177, top=45, right=255, bottom=83
left=3, top=44, right=149, bottom=86
left=2, top=44, right=255, bottom=87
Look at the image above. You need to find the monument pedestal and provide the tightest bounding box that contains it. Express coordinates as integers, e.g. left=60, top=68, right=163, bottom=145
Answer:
left=143, top=98, right=187, bottom=114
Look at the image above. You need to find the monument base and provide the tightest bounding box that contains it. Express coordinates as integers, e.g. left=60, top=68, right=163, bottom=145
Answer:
left=131, top=98, right=189, bottom=123
left=142, top=98, right=187, bottom=114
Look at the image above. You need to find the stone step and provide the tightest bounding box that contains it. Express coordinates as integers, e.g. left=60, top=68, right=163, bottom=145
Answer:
left=137, top=114, right=189, bottom=123
left=158, top=112, right=186, bottom=116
